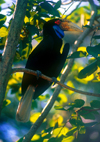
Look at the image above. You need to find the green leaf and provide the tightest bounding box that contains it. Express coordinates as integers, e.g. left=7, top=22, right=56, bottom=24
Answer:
left=87, top=44, right=100, bottom=57
left=40, top=2, right=60, bottom=17
left=0, top=27, right=8, bottom=37
left=62, top=136, right=74, bottom=142
left=17, top=137, right=23, bottom=142
left=0, top=0, right=5, bottom=5
left=27, top=25, right=39, bottom=36
left=79, top=107, right=96, bottom=120
left=32, top=100, right=37, bottom=109
left=79, top=126, right=86, bottom=134
left=67, top=51, right=87, bottom=59
left=0, top=14, right=7, bottom=27
left=2, top=99, right=11, bottom=109
left=83, top=25, right=92, bottom=28
left=93, top=35, right=100, bottom=39
left=69, top=118, right=83, bottom=127
left=84, top=122, right=98, bottom=127
left=54, top=105, right=66, bottom=111
left=78, top=60, right=98, bottom=79
left=97, top=58, right=100, bottom=67
left=74, top=99, right=85, bottom=108
left=54, top=0, right=61, bottom=9
left=90, top=100, right=100, bottom=108
left=81, top=112, right=95, bottom=120
left=68, top=99, right=85, bottom=108
left=66, top=127, right=78, bottom=137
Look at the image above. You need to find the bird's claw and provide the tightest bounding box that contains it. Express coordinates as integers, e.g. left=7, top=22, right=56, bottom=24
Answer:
left=36, top=70, right=42, bottom=79
left=52, top=77, right=58, bottom=85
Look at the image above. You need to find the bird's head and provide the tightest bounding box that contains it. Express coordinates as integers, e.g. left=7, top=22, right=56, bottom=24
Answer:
left=43, top=19, right=83, bottom=44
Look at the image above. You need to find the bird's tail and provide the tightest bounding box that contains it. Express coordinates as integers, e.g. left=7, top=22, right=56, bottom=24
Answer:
left=16, top=85, right=35, bottom=122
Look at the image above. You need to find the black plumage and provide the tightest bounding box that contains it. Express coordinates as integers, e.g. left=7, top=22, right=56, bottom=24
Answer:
left=16, top=19, right=82, bottom=122
left=22, top=19, right=69, bottom=99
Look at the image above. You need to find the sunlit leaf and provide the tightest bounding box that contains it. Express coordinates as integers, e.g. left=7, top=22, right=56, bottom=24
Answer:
left=51, top=114, right=63, bottom=126
left=67, top=81, right=74, bottom=94
left=67, top=51, right=87, bottom=59
left=53, top=127, right=69, bottom=137
left=30, top=112, right=41, bottom=123
left=54, top=105, right=66, bottom=110
left=0, top=27, right=8, bottom=37
left=66, top=127, right=77, bottom=137
left=77, top=46, right=87, bottom=52
left=31, top=134, right=40, bottom=141
left=24, top=16, right=29, bottom=23
left=78, top=60, right=98, bottom=79
left=90, top=100, right=100, bottom=108
left=62, top=136, right=74, bottom=142
left=2, top=99, right=11, bottom=109
left=57, top=93, right=67, bottom=104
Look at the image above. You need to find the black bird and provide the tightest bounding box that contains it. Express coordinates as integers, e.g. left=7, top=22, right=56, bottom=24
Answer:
left=16, top=19, right=82, bottom=122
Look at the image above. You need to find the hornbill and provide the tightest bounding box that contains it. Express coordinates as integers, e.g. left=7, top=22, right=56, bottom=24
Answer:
left=16, top=19, right=82, bottom=122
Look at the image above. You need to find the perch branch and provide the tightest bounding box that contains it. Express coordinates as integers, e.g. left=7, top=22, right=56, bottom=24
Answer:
left=12, top=68, right=100, bottom=97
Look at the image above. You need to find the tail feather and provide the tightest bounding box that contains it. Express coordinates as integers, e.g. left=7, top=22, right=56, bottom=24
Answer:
left=16, top=85, right=35, bottom=122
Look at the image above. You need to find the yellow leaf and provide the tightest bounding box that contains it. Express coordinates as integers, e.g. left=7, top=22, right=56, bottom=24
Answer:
left=50, top=114, right=63, bottom=127
left=67, top=81, right=74, bottom=94
left=24, top=16, right=29, bottom=23
left=30, top=112, right=41, bottom=123
left=77, top=46, right=87, bottom=52
left=0, top=27, right=8, bottom=37
left=53, top=127, right=69, bottom=137
left=31, top=134, right=40, bottom=141
left=58, top=93, right=67, bottom=104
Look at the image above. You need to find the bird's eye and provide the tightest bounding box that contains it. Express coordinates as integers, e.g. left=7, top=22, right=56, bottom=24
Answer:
left=55, top=20, right=61, bottom=25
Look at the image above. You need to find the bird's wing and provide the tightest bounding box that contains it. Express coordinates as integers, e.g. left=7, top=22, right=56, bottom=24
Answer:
left=22, top=35, right=55, bottom=95
left=26, top=35, right=54, bottom=70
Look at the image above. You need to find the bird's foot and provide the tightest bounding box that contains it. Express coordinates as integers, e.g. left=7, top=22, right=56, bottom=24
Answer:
left=52, top=77, right=58, bottom=85
left=36, top=70, right=42, bottom=79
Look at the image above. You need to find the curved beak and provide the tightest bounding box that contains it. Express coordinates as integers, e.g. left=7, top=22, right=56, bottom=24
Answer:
left=60, top=19, right=83, bottom=32
left=59, top=19, right=83, bottom=45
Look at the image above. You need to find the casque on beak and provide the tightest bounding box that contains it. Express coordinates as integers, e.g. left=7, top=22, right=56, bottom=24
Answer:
left=59, top=19, right=83, bottom=44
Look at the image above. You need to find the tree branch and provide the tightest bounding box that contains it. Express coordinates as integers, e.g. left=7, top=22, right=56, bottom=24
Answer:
left=12, top=68, right=100, bottom=97
left=0, top=0, right=28, bottom=115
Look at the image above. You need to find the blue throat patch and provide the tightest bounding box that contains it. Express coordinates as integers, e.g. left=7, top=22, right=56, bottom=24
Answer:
left=53, top=25, right=64, bottom=39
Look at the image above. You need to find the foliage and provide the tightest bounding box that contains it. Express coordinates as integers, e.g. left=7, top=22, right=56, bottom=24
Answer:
left=0, top=0, right=100, bottom=142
